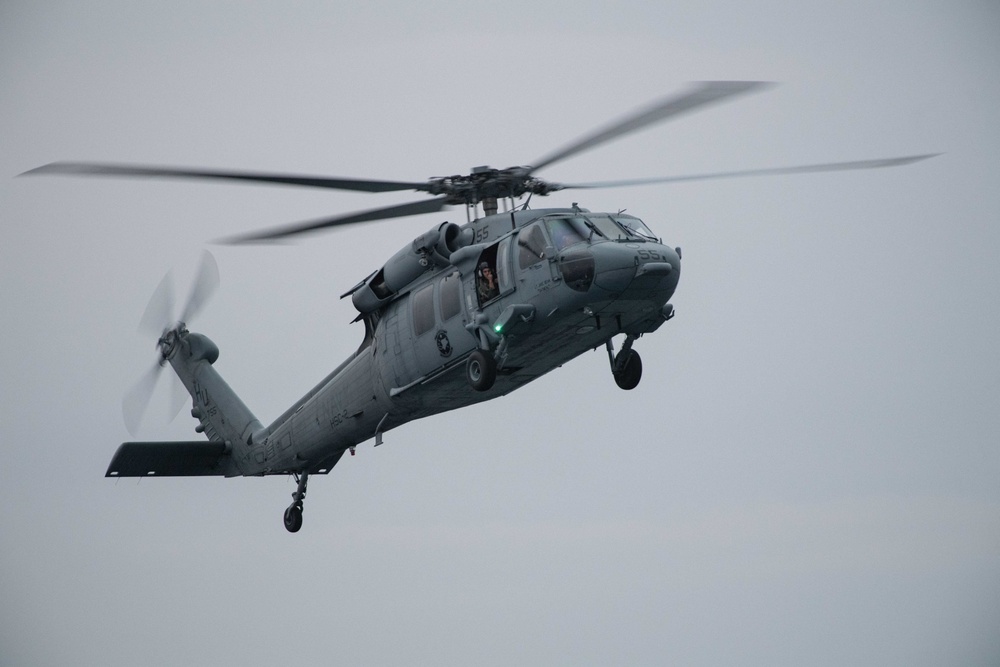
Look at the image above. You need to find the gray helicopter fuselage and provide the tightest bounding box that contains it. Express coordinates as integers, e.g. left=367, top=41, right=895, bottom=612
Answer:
left=233, top=207, right=679, bottom=476
left=50, top=80, right=932, bottom=531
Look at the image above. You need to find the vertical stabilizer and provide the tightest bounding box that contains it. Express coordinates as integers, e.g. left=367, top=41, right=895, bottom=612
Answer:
left=166, top=329, right=262, bottom=471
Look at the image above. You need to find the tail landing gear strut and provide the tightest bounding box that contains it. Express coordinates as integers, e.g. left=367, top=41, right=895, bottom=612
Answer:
left=283, top=471, right=308, bottom=533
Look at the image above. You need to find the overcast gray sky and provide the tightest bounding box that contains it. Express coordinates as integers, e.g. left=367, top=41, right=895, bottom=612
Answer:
left=2, top=2, right=999, bottom=665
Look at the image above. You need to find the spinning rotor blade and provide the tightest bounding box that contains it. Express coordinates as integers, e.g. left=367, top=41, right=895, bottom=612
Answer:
left=556, top=154, right=941, bottom=190
left=25, top=82, right=935, bottom=244
left=124, top=252, right=218, bottom=434
left=138, top=269, right=175, bottom=336
left=121, top=357, right=189, bottom=436
left=122, top=361, right=162, bottom=436
left=168, top=368, right=191, bottom=425
left=179, top=250, right=220, bottom=324
left=21, top=162, right=430, bottom=194
left=529, top=81, right=774, bottom=174
left=222, top=196, right=451, bottom=243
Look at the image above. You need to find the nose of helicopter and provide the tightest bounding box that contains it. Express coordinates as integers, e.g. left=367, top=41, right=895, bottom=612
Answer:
left=591, top=242, right=681, bottom=296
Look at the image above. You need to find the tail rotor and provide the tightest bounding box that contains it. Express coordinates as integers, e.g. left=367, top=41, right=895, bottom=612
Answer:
left=122, top=251, right=219, bottom=435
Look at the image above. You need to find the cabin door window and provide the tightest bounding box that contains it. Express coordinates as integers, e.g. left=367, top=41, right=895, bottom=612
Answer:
left=475, top=239, right=514, bottom=308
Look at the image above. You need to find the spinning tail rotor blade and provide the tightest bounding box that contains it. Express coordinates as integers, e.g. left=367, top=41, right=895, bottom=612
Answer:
left=168, top=370, right=190, bottom=425
left=122, top=361, right=163, bottom=436
left=124, top=252, right=218, bottom=434
left=179, top=250, right=219, bottom=324
left=555, top=154, right=941, bottom=190
left=138, top=270, right=175, bottom=336
left=529, top=81, right=774, bottom=174
left=122, top=358, right=190, bottom=436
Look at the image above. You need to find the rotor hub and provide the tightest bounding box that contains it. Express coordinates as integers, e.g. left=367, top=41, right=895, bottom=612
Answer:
left=426, top=166, right=560, bottom=206
left=156, top=325, right=185, bottom=364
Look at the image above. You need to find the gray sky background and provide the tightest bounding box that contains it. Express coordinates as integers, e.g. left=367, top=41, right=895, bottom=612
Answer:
left=2, top=2, right=998, bottom=665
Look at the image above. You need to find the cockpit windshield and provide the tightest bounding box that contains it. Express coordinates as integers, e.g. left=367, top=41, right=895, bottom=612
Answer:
left=585, top=215, right=631, bottom=241
left=544, top=213, right=659, bottom=248
left=612, top=214, right=658, bottom=241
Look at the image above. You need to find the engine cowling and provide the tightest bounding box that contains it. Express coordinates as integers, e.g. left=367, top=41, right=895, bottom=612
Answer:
left=352, top=222, right=470, bottom=313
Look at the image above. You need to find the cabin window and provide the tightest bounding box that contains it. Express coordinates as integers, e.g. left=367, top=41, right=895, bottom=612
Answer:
left=440, top=272, right=462, bottom=321
left=412, top=284, right=436, bottom=336
left=518, top=223, right=547, bottom=269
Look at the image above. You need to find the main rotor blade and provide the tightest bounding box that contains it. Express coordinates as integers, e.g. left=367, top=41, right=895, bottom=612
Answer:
left=222, top=196, right=452, bottom=243
left=555, top=154, right=941, bottom=190
left=529, top=81, right=774, bottom=174
left=179, top=250, right=219, bottom=325
left=21, top=162, right=430, bottom=194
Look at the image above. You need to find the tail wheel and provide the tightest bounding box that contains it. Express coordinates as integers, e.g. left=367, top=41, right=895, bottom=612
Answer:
left=613, top=350, right=642, bottom=390
left=466, top=349, right=497, bottom=392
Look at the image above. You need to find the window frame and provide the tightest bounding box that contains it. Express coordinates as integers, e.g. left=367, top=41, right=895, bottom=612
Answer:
left=411, top=284, right=436, bottom=336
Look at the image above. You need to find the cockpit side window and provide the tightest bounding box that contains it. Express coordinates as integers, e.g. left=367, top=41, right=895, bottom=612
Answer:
left=518, top=223, right=548, bottom=269
left=545, top=217, right=588, bottom=251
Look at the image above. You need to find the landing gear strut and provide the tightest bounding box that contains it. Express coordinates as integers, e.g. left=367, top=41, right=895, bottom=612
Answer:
left=284, top=471, right=308, bottom=533
left=606, top=335, right=643, bottom=390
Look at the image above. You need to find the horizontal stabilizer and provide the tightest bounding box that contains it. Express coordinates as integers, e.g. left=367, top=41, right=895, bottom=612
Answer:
left=106, top=441, right=232, bottom=477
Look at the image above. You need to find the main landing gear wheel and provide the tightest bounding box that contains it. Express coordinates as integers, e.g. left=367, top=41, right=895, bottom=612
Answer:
left=613, top=349, right=643, bottom=390
left=284, top=471, right=309, bottom=533
left=466, top=349, right=497, bottom=392
left=283, top=504, right=303, bottom=533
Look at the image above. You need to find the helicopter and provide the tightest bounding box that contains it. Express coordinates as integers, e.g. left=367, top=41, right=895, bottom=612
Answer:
left=24, top=81, right=936, bottom=532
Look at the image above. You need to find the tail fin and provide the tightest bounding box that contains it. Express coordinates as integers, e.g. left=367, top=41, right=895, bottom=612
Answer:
left=167, top=329, right=262, bottom=466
